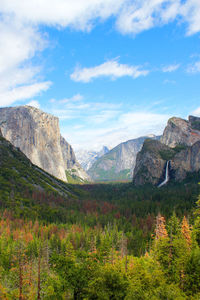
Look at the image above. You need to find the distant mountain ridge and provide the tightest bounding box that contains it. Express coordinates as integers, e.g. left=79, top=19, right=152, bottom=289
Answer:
left=0, top=106, right=90, bottom=183
left=133, top=115, right=200, bottom=185
left=88, top=135, right=160, bottom=181
left=76, top=146, right=109, bottom=171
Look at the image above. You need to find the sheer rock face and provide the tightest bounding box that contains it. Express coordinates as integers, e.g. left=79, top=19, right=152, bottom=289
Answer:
left=0, top=106, right=89, bottom=182
left=60, top=135, right=76, bottom=170
left=161, top=116, right=200, bottom=147
left=133, top=140, right=171, bottom=185
left=133, top=116, right=200, bottom=185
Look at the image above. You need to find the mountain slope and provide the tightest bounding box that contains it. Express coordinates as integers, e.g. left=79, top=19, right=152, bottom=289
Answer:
left=0, top=133, right=73, bottom=197
left=0, top=105, right=90, bottom=183
left=0, top=133, right=90, bottom=221
left=88, top=136, right=159, bottom=181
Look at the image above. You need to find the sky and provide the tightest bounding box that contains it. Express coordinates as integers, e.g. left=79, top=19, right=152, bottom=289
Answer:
left=0, top=0, right=200, bottom=151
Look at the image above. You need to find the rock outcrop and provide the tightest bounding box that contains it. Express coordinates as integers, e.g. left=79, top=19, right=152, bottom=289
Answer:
left=0, top=106, right=89, bottom=182
left=133, top=115, right=200, bottom=186
left=88, top=136, right=159, bottom=181
left=161, top=116, right=200, bottom=147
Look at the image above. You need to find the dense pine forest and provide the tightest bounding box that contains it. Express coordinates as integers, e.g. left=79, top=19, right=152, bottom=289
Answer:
left=0, top=195, right=200, bottom=299
left=1, top=174, right=200, bottom=298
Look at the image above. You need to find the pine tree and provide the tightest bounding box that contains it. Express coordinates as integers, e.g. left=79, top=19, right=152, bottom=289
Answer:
left=181, top=216, right=191, bottom=248
left=155, top=213, right=168, bottom=240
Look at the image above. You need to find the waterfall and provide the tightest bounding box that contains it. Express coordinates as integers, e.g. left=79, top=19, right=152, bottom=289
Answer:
left=158, top=161, right=169, bottom=188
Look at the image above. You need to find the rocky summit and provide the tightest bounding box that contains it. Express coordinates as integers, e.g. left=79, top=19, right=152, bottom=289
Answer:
left=133, top=115, right=200, bottom=186
left=161, top=115, right=200, bottom=147
left=0, top=106, right=89, bottom=183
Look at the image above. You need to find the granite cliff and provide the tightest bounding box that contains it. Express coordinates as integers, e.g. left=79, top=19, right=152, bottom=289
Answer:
left=161, top=115, right=200, bottom=147
left=0, top=106, right=89, bottom=183
left=133, top=116, right=200, bottom=185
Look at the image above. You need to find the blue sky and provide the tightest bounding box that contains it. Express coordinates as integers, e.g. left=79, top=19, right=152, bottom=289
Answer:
left=0, top=0, right=200, bottom=150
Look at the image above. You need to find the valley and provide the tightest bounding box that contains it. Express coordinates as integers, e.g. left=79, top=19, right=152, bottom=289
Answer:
left=1, top=1, right=200, bottom=297
left=1, top=107, right=200, bottom=298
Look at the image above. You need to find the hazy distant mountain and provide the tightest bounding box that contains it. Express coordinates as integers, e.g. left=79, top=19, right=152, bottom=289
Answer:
left=75, top=146, right=109, bottom=171
left=88, top=135, right=159, bottom=182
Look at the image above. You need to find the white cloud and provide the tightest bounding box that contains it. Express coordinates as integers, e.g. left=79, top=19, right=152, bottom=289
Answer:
left=116, top=0, right=200, bottom=36
left=59, top=94, right=84, bottom=104
left=187, top=61, right=200, bottom=73
left=0, top=0, right=200, bottom=107
left=191, top=107, right=200, bottom=116
left=116, top=0, right=181, bottom=35
left=162, top=64, right=180, bottom=72
left=0, top=0, right=200, bottom=110
left=26, top=100, right=40, bottom=109
left=48, top=95, right=170, bottom=150
left=181, top=0, right=200, bottom=36
left=0, top=16, right=50, bottom=107
left=0, top=17, right=44, bottom=75
left=87, top=110, right=120, bottom=124
left=0, top=81, right=51, bottom=107
left=0, top=1, right=200, bottom=38
left=0, top=0, right=124, bottom=30
left=48, top=99, right=121, bottom=122
left=70, top=59, right=149, bottom=82
left=62, top=111, right=170, bottom=150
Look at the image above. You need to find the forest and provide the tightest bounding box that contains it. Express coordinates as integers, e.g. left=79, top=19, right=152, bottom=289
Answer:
left=0, top=197, right=200, bottom=299
left=1, top=137, right=200, bottom=298
left=1, top=172, right=200, bottom=298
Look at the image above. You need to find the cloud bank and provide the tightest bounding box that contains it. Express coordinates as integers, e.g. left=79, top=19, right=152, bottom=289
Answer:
left=71, top=60, right=149, bottom=82
left=49, top=96, right=169, bottom=150
left=1, top=0, right=200, bottom=35
left=0, top=0, right=200, bottom=106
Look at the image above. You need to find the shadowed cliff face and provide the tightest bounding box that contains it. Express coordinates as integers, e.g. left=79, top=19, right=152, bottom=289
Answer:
left=171, top=141, right=200, bottom=181
left=133, top=116, right=200, bottom=186
left=133, top=140, right=172, bottom=185
left=0, top=106, right=89, bottom=182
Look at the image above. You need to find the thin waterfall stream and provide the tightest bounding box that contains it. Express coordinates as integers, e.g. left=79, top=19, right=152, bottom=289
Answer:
left=158, top=161, right=169, bottom=188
